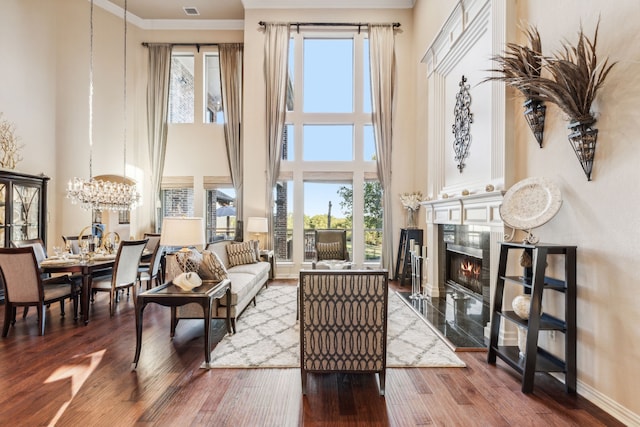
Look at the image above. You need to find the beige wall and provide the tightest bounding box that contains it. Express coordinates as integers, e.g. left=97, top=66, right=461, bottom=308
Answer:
left=413, top=0, right=640, bottom=422
left=0, top=0, right=59, bottom=242
left=1, top=0, right=638, bottom=423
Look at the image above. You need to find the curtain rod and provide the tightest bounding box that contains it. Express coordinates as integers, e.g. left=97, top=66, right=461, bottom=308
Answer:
left=141, top=42, right=219, bottom=52
left=258, top=21, right=400, bottom=33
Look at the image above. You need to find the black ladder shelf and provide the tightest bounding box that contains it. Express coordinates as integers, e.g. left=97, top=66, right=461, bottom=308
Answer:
left=487, top=242, right=577, bottom=393
left=394, top=228, right=422, bottom=286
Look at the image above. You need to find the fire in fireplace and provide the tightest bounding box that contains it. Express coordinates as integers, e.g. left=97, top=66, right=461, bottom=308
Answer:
left=441, top=225, right=491, bottom=305
left=447, top=244, right=487, bottom=298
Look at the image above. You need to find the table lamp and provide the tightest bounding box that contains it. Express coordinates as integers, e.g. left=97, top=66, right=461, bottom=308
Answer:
left=246, top=217, right=268, bottom=250
left=160, top=217, right=205, bottom=275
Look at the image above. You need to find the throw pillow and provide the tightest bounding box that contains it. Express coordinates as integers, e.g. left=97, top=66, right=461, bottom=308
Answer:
left=226, top=241, right=257, bottom=267
left=176, top=248, right=202, bottom=273
left=251, top=240, right=261, bottom=260
left=199, top=250, right=229, bottom=281
left=316, top=241, right=343, bottom=260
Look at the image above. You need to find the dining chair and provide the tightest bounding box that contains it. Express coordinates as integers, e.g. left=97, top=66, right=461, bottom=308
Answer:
left=143, top=233, right=161, bottom=255
left=0, top=247, right=77, bottom=336
left=91, top=239, right=148, bottom=316
left=62, top=234, right=91, bottom=255
left=138, top=243, right=164, bottom=290
left=11, top=238, right=80, bottom=318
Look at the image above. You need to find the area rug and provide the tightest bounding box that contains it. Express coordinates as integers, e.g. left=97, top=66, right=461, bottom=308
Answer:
left=207, top=285, right=465, bottom=368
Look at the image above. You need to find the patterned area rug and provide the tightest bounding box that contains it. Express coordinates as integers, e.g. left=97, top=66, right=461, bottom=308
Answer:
left=207, top=285, right=465, bottom=368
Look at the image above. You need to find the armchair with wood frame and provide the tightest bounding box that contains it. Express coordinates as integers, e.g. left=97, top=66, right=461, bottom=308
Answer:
left=312, top=229, right=350, bottom=269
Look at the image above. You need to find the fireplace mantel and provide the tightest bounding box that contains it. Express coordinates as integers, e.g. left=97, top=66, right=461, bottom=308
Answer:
left=421, top=190, right=505, bottom=227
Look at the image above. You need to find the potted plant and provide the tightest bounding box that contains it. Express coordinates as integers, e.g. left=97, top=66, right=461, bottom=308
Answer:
left=485, top=26, right=547, bottom=147
left=518, top=22, right=616, bottom=180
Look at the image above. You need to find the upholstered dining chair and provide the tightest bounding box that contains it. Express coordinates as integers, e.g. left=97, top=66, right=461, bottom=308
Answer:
left=312, top=229, right=350, bottom=268
left=138, top=243, right=164, bottom=290
left=0, top=247, right=77, bottom=336
left=91, top=239, right=147, bottom=316
left=12, top=238, right=81, bottom=319
left=139, top=232, right=162, bottom=282
left=62, top=234, right=91, bottom=255
left=142, top=233, right=161, bottom=255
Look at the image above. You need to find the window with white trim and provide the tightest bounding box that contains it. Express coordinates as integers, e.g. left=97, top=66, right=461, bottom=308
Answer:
left=275, top=31, right=382, bottom=267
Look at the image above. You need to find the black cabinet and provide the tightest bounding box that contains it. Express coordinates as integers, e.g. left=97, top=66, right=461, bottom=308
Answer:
left=394, top=228, right=422, bottom=286
left=0, top=170, right=49, bottom=301
left=488, top=242, right=576, bottom=393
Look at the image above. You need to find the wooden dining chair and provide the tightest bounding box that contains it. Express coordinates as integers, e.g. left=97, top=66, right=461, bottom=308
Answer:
left=91, top=239, right=148, bottom=316
left=62, top=235, right=91, bottom=255
left=138, top=243, right=164, bottom=290
left=0, top=247, right=77, bottom=336
left=139, top=232, right=162, bottom=278
left=143, top=233, right=161, bottom=255
left=11, top=238, right=80, bottom=319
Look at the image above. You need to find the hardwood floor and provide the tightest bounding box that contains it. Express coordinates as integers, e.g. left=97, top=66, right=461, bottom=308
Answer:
left=0, top=280, right=622, bottom=426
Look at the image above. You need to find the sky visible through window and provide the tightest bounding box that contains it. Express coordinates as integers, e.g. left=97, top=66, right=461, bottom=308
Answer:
left=299, top=38, right=375, bottom=216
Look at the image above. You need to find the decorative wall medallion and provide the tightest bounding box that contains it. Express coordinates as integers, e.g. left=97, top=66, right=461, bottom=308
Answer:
left=452, top=75, right=473, bottom=172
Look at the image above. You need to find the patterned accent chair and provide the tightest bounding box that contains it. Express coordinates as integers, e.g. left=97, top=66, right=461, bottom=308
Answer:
left=312, top=229, right=349, bottom=269
left=299, top=269, right=389, bottom=395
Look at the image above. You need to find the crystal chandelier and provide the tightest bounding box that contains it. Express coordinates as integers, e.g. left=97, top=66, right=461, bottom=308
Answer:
left=67, top=176, right=139, bottom=212
left=66, top=0, right=140, bottom=212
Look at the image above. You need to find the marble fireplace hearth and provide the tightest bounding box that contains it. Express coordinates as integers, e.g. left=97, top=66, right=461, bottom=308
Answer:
left=398, top=286, right=489, bottom=350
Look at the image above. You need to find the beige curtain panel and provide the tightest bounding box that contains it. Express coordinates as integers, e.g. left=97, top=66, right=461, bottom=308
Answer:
left=263, top=23, right=291, bottom=249
left=146, top=44, right=172, bottom=230
left=369, top=24, right=396, bottom=272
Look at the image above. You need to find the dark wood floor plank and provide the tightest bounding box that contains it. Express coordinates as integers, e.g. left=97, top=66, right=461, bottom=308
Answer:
left=0, top=280, right=623, bottom=427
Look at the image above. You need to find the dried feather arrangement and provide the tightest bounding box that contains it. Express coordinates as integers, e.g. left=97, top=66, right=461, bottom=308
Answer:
left=517, top=21, right=616, bottom=126
left=484, top=26, right=547, bottom=147
left=516, top=21, right=616, bottom=180
left=485, top=25, right=543, bottom=98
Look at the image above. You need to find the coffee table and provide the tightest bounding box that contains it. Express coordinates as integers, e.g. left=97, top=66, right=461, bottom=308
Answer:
left=132, top=278, right=231, bottom=370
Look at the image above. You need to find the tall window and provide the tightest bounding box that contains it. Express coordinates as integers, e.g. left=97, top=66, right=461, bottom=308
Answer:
left=161, top=188, right=194, bottom=218
left=205, top=187, right=237, bottom=241
left=168, top=54, right=194, bottom=123
left=276, top=32, right=382, bottom=267
left=168, top=49, right=223, bottom=124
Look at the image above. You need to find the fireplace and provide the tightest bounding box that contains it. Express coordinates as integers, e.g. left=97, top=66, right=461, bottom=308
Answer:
left=441, top=225, right=491, bottom=306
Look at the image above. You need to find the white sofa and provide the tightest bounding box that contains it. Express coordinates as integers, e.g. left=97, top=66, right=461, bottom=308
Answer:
left=169, top=240, right=271, bottom=333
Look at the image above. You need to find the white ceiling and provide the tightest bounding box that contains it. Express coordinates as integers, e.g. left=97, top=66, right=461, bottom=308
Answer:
left=101, top=0, right=415, bottom=21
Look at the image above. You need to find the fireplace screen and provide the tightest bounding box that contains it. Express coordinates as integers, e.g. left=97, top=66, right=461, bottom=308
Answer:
left=448, top=252, right=483, bottom=295
left=446, top=244, right=489, bottom=301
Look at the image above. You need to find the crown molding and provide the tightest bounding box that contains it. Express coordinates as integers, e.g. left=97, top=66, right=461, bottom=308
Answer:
left=241, top=0, right=415, bottom=9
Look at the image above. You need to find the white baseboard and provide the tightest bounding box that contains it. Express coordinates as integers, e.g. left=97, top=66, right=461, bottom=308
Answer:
left=575, top=378, right=640, bottom=426
left=548, top=373, right=640, bottom=426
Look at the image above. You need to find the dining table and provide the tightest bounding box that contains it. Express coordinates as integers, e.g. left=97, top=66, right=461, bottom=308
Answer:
left=40, top=254, right=116, bottom=325
left=40, top=250, right=151, bottom=325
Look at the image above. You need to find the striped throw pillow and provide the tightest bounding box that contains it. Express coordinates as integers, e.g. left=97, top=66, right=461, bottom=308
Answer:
left=226, top=241, right=257, bottom=267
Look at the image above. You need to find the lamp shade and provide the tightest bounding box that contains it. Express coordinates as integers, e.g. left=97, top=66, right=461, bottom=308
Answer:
left=160, top=217, right=205, bottom=248
left=246, top=217, right=268, bottom=233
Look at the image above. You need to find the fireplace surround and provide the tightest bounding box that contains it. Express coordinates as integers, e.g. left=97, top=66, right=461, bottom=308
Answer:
left=441, top=224, right=491, bottom=306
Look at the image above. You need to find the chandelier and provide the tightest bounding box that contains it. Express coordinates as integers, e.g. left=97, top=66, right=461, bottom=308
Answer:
left=66, top=0, right=139, bottom=212
left=67, top=177, right=139, bottom=212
